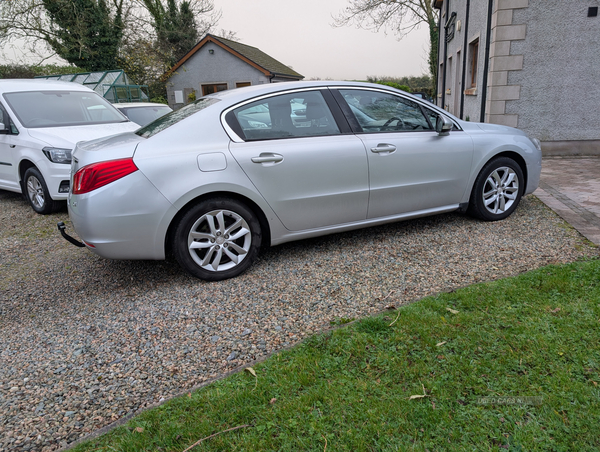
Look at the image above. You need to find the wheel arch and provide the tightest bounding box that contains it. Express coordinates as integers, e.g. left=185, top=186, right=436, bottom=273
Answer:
left=164, top=191, right=272, bottom=257
left=17, top=159, right=37, bottom=192
left=485, top=150, right=528, bottom=189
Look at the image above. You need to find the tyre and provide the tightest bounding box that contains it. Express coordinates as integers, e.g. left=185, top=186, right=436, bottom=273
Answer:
left=23, top=167, right=60, bottom=215
left=468, top=157, right=524, bottom=221
left=172, top=198, right=262, bottom=281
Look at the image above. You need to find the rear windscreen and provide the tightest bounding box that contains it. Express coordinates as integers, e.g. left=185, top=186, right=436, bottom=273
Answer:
left=136, top=98, right=220, bottom=138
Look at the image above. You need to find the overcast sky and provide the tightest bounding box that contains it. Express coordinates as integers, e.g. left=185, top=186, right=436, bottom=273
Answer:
left=1, top=0, right=430, bottom=81
left=216, top=0, right=429, bottom=80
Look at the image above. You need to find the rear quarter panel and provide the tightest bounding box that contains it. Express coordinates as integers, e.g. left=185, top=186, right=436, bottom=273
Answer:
left=132, top=112, right=285, bottom=246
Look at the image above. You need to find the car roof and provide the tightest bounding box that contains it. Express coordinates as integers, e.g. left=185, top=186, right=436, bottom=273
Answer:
left=207, top=80, right=424, bottom=106
left=0, top=79, right=97, bottom=94
left=113, top=102, right=172, bottom=109
left=207, top=80, right=358, bottom=102
left=207, top=80, right=452, bottom=119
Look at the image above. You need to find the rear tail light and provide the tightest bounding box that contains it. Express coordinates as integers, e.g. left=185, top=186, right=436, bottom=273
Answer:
left=72, top=158, right=138, bottom=194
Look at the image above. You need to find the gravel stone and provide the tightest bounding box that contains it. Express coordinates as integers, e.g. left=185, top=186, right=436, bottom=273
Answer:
left=0, top=190, right=598, bottom=451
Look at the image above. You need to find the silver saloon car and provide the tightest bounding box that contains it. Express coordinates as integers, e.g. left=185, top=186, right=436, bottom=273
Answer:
left=64, top=81, right=542, bottom=281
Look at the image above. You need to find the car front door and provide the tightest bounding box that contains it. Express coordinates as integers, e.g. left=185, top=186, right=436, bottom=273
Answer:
left=335, top=89, right=474, bottom=219
left=227, top=89, right=369, bottom=231
left=0, top=103, right=21, bottom=191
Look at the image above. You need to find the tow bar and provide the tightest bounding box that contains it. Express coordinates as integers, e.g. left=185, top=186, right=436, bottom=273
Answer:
left=57, top=222, right=86, bottom=248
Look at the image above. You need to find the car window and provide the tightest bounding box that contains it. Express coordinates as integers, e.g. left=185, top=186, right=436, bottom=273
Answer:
left=0, top=102, right=18, bottom=134
left=339, top=89, right=433, bottom=133
left=136, top=98, right=220, bottom=138
left=232, top=91, right=340, bottom=140
left=419, top=104, right=461, bottom=131
left=3, top=91, right=127, bottom=128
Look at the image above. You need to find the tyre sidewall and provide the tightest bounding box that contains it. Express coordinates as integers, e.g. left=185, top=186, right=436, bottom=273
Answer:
left=173, top=198, right=262, bottom=281
left=24, top=167, right=54, bottom=215
left=469, top=157, right=524, bottom=221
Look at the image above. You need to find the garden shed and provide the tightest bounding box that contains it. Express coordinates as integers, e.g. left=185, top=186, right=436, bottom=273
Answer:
left=35, top=69, right=149, bottom=103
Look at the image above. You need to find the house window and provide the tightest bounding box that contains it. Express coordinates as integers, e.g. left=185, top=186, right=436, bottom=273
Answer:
left=202, top=83, right=228, bottom=96
left=468, top=39, right=479, bottom=89
left=236, top=82, right=251, bottom=88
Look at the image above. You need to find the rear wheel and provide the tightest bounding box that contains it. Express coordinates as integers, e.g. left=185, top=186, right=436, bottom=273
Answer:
left=468, top=157, right=524, bottom=221
left=172, top=198, right=262, bottom=281
left=23, top=167, right=60, bottom=215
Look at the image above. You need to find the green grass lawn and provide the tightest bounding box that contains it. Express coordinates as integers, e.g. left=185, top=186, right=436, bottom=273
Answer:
left=72, top=259, right=600, bottom=452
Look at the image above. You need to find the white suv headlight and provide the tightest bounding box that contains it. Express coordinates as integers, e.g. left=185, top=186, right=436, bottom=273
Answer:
left=43, top=147, right=72, bottom=164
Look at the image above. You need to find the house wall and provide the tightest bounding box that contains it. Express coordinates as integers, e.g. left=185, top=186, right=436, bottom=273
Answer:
left=437, top=0, right=491, bottom=122
left=166, top=42, right=270, bottom=109
left=437, top=0, right=600, bottom=151
left=505, top=1, right=600, bottom=142
left=462, top=0, right=491, bottom=122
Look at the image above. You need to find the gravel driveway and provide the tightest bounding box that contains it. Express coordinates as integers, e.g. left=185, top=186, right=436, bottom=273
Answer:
left=0, top=189, right=597, bottom=451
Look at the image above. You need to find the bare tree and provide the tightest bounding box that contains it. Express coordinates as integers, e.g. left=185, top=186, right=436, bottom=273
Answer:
left=334, top=0, right=438, bottom=89
left=0, top=0, right=220, bottom=69
left=0, top=0, right=136, bottom=69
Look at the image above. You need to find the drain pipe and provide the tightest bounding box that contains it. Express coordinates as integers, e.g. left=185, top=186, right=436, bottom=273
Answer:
left=459, top=0, right=471, bottom=119
left=480, top=0, right=494, bottom=122
left=440, top=0, right=449, bottom=109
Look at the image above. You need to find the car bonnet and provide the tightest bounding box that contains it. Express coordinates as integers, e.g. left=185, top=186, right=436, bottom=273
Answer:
left=26, top=121, right=140, bottom=149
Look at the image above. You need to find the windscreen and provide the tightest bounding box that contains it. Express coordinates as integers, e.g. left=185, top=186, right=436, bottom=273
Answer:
left=4, top=90, right=128, bottom=128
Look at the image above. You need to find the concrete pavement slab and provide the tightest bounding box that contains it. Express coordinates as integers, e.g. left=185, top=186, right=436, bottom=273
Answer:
left=534, top=157, right=600, bottom=246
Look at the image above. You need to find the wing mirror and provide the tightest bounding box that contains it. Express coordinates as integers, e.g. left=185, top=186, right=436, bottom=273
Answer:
left=0, top=122, right=8, bottom=134
left=435, top=115, right=453, bottom=135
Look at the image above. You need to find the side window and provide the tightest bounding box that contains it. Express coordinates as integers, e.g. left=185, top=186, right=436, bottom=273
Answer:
left=339, top=89, right=433, bottom=132
left=420, top=104, right=461, bottom=132
left=0, top=102, right=18, bottom=135
left=232, top=91, right=340, bottom=140
left=422, top=106, right=440, bottom=129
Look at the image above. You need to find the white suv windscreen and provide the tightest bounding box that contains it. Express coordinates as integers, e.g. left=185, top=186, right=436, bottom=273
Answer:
left=3, top=90, right=128, bottom=128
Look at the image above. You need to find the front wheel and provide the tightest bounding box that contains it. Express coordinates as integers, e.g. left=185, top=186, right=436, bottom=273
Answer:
left=23, top=167, right=60, bottom=214
left=172, top=198, right=262, bottom=281
left=468, top=157, right=524, bottom=221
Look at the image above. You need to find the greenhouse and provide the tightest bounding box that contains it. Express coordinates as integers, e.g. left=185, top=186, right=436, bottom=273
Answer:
left=35, top=69, right=149, bottom=103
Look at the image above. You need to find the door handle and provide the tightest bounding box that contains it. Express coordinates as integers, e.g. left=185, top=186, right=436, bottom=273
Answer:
left=370, top=144, right=396, bottom=154
left=251, top=153, right=284, bottom=164
left=9, top=145, right=15, bottom=148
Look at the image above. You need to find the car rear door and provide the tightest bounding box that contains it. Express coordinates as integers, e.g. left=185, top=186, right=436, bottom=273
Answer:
left=334, top=88, right=474, bottom=218
left=227, top=89, right=369, bottom=232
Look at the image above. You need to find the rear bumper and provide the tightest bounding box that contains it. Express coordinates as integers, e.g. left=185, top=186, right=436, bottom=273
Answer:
left=68, top=171, right=173, bottom=260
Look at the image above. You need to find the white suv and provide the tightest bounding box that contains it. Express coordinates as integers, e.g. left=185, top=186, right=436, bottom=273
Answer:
left=0, top=79, right=140, bottom=214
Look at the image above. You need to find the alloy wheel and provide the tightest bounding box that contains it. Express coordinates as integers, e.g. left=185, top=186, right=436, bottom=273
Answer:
left=482, top=166, right=519, bottom=215
left=26, top=175, right=46, bottom=210
left=187, top=209, right=252, bottom=272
